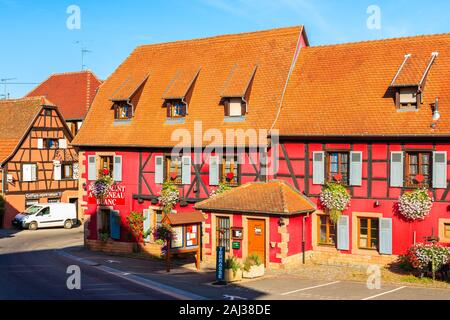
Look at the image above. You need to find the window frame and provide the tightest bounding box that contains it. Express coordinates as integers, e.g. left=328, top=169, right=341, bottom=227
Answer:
left=45, top=138, right=59, bottom=150
left=444, top=223, right=450, bottom=239
left=99, top=156, right=114, bottom=178
left=165, top=156, right=183, bottom=185
left=220, top=156, right=240, bottom=187
left=326, top=151, right=350, bottom=185
left=21, top=163, right=37, bottom=182
left=317, top=214, right=336, bottom=246
left=405, top=151, right=433, bottom=189
left=61, top=162, right=74, bottom=180
left=166, top=100, right=186, bottom=119
left=216, top=216, right=231, bottom=252
left=114, top=103, right=133, bottom=120
left=357, top=217, right=379, bottom=250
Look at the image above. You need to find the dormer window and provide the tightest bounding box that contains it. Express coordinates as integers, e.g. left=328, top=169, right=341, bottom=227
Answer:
left=397, top=87, right=420, bottom=110
left=224, top=98, right=246, bottom=117
left=166, top=100, right=187, bottom=118
left=114, top=102, right=133, bottom=120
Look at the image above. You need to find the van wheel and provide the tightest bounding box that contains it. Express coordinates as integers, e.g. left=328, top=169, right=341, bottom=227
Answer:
left=64, top=220, right=73, bottom=229
left=28, top=222, right=38, bottom=231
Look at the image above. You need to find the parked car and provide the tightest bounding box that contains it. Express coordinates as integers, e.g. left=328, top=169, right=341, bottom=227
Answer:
left=12, top=203, right=77, bottom=230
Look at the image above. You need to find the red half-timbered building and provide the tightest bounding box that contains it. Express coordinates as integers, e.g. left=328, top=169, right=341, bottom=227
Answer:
left=72, top=26, right=309, bottom=266
left=271, top=33, right=450, bottom=264
left=0, top=97, right=79, bottom=228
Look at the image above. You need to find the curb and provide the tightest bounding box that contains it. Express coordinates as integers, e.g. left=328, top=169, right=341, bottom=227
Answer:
left=55, top=249, right=208, bottom=300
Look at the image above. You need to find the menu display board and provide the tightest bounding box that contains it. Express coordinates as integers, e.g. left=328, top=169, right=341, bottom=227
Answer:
left=185, top=224, right=198, bottom=247
left=171, top=226, right=184, bottom=248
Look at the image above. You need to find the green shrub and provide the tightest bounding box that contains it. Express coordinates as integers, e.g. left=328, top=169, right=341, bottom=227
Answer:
left=243, top=253, right=262, bottom=272
left=225, top=256, right=241, bottom=276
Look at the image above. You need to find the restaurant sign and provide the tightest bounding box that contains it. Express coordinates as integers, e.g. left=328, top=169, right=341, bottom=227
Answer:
left=88, top=184, right=126, bottom=206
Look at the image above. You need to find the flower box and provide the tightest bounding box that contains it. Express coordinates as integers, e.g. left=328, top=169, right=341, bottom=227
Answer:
left=242, top=264, right=265, bottom=279
left=225, top=268, right=243, bottom=283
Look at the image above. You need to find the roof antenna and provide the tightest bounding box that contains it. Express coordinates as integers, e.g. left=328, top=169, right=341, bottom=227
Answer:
left=433, top=97, right=440, bottom=121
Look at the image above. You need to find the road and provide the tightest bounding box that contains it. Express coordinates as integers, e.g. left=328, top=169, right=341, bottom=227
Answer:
left=0, top=227, right=175, bottom=300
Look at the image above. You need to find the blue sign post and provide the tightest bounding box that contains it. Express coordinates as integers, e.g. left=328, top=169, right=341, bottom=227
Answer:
left=216, top=246, right=226, bottom=284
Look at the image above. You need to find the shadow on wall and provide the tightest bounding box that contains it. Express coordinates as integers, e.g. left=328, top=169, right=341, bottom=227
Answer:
left=1, top=200, right=20, bottom=229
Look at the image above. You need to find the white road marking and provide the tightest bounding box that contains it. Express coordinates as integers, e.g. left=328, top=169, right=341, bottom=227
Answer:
left=223, top=294, right=248, bottom=300
left=362, top=286, right=407, bottom=300
left=281, top=281, right=341, bottom=296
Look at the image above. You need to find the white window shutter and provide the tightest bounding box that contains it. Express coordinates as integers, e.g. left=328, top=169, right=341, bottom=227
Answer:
left=72, top=163, right=79, bottom=180
left=143, top=209, right=151, bottom=243
left=37, top=138, right=44, bottom=149
left=390, top=152, right=404, bottom=187
left=59, top=139, right=67, bottom=149
left=113, top=156, right=123, bottom=182
left=433, top=151, right=447, bottom=189
left=31, top=164, right=37, bottom=182
left=182, top=156, right=191, bottom=185
left=155, top=156, right=164, bottom=184
left=54, top=164, right=62, bottom=181
left=209, top=156, right=220, bottom=186
left=313, top=152, right=325, bottom=185
left=88, top=156, right=97, bottom=181
left=337, top=215, right=350, bottom=251
left=379, top=218, right=393, bottom=255
left=22, top=165, right=31, bottom=182
left=350, top=151, right=363, bottom=186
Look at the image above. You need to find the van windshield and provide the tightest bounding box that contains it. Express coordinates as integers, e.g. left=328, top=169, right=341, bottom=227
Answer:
left=24, top=206, right=42, bottom=215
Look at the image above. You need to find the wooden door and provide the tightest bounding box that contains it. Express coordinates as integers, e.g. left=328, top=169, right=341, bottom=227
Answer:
left=247, top=219, right=266, bottom=265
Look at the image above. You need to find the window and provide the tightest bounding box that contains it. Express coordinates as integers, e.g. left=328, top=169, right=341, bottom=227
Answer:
left=227, top=98, right=245, bottom=117
left=62, top=163, right=74, bottom=180
left=405, top=152, right=432, bottom=188
left=327, top=152, right=350, bottom=185
left=398, top=87, right=419, bottom=109
left=216, top=216, right=231, bottom=252
left=166, top=100, right=186, bottom=118
left=221, top=157, right=239, bottom=186
left=318, top=215, right=336, bottom=246
left=45, top=138, right=59, bottom=149
left=22, top=163, right=37, bottom=182
left=48, top=198, right=61, bottom=203
left=358, top=217, right=379, bottom=250
left=99, top=156, right=114, bottom=177
left=25, top=200, right=39, bottom=209
left=154, top=210, right=163, bottom=228
left=39, top=207, right=50, bottom=216
left=100, top=209, right=111, bottom=235
left=114, top=103, right=133, bottom=120
left=445, top=223, right=450, bottom=239
left=166, top=156, right=182, bottom=184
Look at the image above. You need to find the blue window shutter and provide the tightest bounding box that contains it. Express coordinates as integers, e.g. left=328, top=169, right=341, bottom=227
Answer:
left=337, top=215, right=350, bottom=251
left=155, top=156, right=164, bottom=184
left=390, top=152, right=404, bottom=187
left=350, top=152, right=363, bottom=186
left=433, top=152, right=447, bottom=189
left=143, top=209, right=151, bottom=243
left=379, top=218, right=393, bottom=255
left=110, top=211, right=121, bottom=240
left=209, top=156, right=220, bottom=186
left=313, top=152, right=325, bottom=185
left=182, top=156, right=191, bottom=185
left=88, top=156, right=97, bottom=181
left=113, top=156, right=123, bottom=182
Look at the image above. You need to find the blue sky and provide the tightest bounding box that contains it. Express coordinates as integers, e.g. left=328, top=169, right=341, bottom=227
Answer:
left=1, top=0, right=449, bottom=98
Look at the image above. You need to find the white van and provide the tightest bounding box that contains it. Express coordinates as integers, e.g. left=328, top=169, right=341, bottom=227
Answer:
left=12, top=203, right=77, bottom=231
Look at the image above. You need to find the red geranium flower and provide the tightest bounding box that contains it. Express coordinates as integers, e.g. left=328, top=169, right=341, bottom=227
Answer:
left=171, top=173, right=178, bottom=180
left=334, top=173, right=343, bottom=182
left=226, top=172, right=235, bottom=181
left=415, top=174, right=425, bottom=183
left=103, top=169, right=110, bottom=176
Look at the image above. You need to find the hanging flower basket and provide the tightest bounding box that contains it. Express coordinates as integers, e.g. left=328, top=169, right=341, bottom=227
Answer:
left=398, top=188, right=433, bottom=221
left=320, top=182, right=351, bottom=224
left=90, top=176, right=113, bottom=204
left=158, top=182, right=180, bottom=214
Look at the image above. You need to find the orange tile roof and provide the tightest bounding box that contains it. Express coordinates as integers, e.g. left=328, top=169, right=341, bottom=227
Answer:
left=73, top=26, right=305, bottom=147
left=162, top=67, right=201, bottom=99
left=26, top=70, right=102, bottom=120
left=110, top=73, right=149, bottom=101
left=162, top=212, right=206, bottom=226
left=195, top=180, right=317, bottom=215
left=0, top=97, right=44, bottom=164
left=274, top=33, right=450, bottom=137
left=221, top=64, right=258, bottom=98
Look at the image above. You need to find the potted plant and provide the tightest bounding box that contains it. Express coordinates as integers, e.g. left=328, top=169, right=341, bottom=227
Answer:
left=398, top=188, right=433, bottom=221
left=242, top=253, right=265, bottom=279
left=98, top=228, right=110, bottom=242
left=405, top=243, right=449, bottom=280
left=225, top=256, right=242, bottom=283
left=320, top=181, right=351, bottom=224
left=153, top=223, right=174, bottom=257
